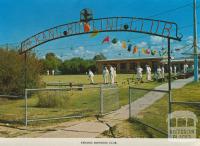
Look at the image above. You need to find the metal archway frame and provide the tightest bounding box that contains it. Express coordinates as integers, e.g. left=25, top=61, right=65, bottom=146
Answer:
left=19, top=16, right=181, bottom=54
left=20, top=16, right=182, bottom=137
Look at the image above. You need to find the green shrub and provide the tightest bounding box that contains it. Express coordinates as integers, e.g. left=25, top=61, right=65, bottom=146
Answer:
left=0, top=49, right=42, bottom=95
left=37, top=91, right=69, bottom=108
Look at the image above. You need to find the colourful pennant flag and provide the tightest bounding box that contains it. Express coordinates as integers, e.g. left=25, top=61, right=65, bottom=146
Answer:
left=112, top=38, right=118, bottom=44
left=90, top=29, right=99, bottom=37
left=133, top=46, right=138, bottom=54
left=84, top=23, right=90, bottom=32
left=102, top=36, right=110, bottom=44
left=128, top=44, right=132, bottom=52
left=146, top=48, right=151, bottom=55
left=151, top=50, right=157, bottom=56
left=159, top=51, right=162, bottom=56
left=121, top=41, right=127, bottom=49
left=142, top=48, right=146, bottom=54
left=162, top=50, right=167, bottom=56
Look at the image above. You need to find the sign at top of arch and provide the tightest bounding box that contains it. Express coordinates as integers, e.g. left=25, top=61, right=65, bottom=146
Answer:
left=20, top=16, right=181, bottom=54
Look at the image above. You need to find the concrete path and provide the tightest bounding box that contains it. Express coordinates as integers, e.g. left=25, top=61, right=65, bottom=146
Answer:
left=36, top=77, right=194, bottom=138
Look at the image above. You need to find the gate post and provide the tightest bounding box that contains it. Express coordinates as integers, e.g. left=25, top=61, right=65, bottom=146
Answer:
left=100, top=85, right=104, bottom=115
left=25, top=89, right=28, bottom=126
left=167, top=38, right=172, bottom=138
left=129, top=86, right=131, bottom=119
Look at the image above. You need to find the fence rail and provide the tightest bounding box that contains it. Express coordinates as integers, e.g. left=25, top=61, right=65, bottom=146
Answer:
left=24, top=85, right=119, bottom=126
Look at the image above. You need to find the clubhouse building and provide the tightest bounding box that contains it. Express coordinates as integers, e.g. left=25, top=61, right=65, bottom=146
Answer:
left=96, top=57, right=196, bottom=73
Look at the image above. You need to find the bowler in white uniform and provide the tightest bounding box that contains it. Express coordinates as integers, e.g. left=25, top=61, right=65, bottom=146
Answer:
left=103, top=66, right=109, bottom=84
left=113, top=67, right=117, bottom=83
left=136, top=66, right=143, bottom=81
left=174, top=65, right=177, bottom=76
left=161, top=66, right=165, bottom=80
left=88, top=69, right=94, bottom=84
left=146, top=65, right=152, bottom=81
left=183, top=63, right=188, bottom=73
left=157, top=66, right=162, bottom=79
left=109, top=66, right=115, bottom=84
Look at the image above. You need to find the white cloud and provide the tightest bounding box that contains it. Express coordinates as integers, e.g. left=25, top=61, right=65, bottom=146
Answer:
left=102, top=48, right=109, bottom=53
left=137, top=41, right=148, bottom=48
left=109, top=41, right=122, bottom=50
left=186, top=36, right=193, bottom=44
left=71, top=46, right=96, bottom=58
left=150, top=36, right=163, bottom=44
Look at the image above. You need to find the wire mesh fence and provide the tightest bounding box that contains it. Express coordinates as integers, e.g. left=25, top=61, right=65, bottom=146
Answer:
left=128, top=87, right=200, bottom=138
left=128, top=87, right=169, bottom=137
left=23, top=85, right=119, bottom=126
left=100, top=85, right=119, bottom=114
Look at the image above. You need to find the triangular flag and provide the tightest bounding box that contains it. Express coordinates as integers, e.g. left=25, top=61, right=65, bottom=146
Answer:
left=162, top=50, right=167, bottom=56
left=102, top=36, right=110, bottom=44
left=84, top=23, right=90, bottom=32
left=90, top=29, right=99, bottom=37
left=161, top=47, right=165, bottom=51
left=128, top=44, right=132, bottom=52
left=121, top=41, right=127, bottom=49
left=151, top=50, right=157, bottom=56
left=142, top=48, right=146, bottom=54
left=133, top=46, right=138, bottom=54
left=112, top=38, right=118, bottom=44
left=159, top=51, right=162, bottom=56
left=146, top=48, right=151, bottom=55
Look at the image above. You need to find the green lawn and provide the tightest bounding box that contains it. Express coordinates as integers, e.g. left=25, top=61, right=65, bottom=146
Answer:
left=110, top=82, right=200, bottom=138
left=0, top=74, right=161, bottom=126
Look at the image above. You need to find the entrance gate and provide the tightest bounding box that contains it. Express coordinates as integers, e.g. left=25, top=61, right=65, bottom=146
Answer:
left=19, top=9, right=182, bottom=136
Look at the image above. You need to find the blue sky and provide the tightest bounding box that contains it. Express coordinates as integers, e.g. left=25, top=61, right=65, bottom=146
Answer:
left=0, top=0, right=200, bottom=60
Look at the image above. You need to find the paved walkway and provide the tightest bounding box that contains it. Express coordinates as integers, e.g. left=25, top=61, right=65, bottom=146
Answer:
left=25, top=77, right=194, bottom=138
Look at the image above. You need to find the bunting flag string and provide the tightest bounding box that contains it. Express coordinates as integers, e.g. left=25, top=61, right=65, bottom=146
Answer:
left=100, top=36, right=180, bottom=57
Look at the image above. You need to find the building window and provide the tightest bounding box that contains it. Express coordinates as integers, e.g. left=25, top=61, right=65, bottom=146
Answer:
left=152, top=62, right=158, bottom=72
left=120, top=63, right=127, bottom=70
left=130, top=62, right=136, bottom=70
left=140, top=62, right=146, bottom=71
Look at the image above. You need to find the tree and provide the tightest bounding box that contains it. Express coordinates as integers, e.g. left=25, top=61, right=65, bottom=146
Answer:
left=93, top=53, right=106, bottom=61
left=42, top=53, right=62, bottom=72
left=59, top=57, right=96, bottom=74
left=0, top=49, right=42, bottom=95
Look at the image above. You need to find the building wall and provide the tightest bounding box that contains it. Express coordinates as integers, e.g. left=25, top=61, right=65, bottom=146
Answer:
left=96, top=59, right=197, bottom=74
left=96, top=59, right=162, bottom=74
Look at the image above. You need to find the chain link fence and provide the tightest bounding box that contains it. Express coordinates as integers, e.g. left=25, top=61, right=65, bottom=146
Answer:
left=128, top=87, right=169, bottom=137
left=128, top=86, right=200, bottom=138
left=24, top=85, right=119, bottom=126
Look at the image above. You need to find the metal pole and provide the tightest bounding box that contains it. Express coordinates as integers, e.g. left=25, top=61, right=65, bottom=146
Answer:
left=100, top=85, right=103, bottom=114
left=167, top=38, right=172, bottom=138
left=24, top=52, right=27, bottom=90
left=25, top=89, right=28, bottom=126
left=128, top=87, right=131, bottom=119
left=193, top=0, right=199, bottom=82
